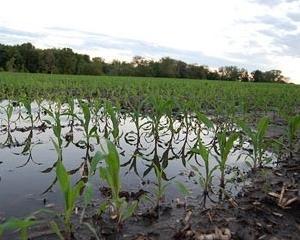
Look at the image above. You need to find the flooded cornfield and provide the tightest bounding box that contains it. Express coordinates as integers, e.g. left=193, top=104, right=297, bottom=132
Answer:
left=0, top=73, right=299, bottom=239
left=0, top=98, right=278, bottom=239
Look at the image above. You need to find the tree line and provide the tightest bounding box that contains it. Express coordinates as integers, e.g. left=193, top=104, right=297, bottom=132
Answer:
left=0, top=42, right=287, bottom=83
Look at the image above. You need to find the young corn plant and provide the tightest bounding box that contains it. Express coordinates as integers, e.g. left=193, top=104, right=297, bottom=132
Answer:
left=191, top=140, right=218, bottom=197
left=287, top=115, right=300, bottom=158
left=105, top=101, right=120, bottom=142
left=43, top=103, right=63, bottom=155
left=153, top=164, right=170, bottom=209
left=74, top=101, right=99, bottom=149
left=0, top=216, right=37, bottom=240
left=217, top=131, right=239, bottom=189
left=79, top=151, right=104, bottom=223
left=53, top=160, right=85, bottom=239
left=238, top=117, right=269, bottom=170
left=99, top=140, right=138, bottom=228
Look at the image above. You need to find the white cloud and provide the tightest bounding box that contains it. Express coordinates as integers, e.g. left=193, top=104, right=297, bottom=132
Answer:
left=0, top=0, right=299, bottom=83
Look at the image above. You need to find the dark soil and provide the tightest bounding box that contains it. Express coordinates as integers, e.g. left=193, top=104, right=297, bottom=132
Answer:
left=172, top=153, right=300, bottom=240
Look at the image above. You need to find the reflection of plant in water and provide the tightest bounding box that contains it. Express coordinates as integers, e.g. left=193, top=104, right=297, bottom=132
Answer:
left=16, top=129, right=42, bottom=168
left=64, top=99, right=76, bottom=147
left=175, top=112, right=194, bottom=166
left=0, top=102, right=14, bottom=129
left=0, top=101, right=15, bottom=148
left=1, top=97, right=290, bottom=238
left=123, top=116, right=145, bottom=176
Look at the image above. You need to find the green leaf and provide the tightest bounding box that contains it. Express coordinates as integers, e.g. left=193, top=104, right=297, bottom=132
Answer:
left=98, top=202, right=108, bottom=214
left=0, top=224, right=3, bottom=237
left=257, top=117, right=269, bottom=142
left=51, top=138, right=61, bottom=156
left=83, top=223, right=101, bottom=240
left=237, top=119, right=253, bottom=139
left=43, top=107, right=54, bottom=118
left=175, top=181, right=190, bottom=196
left=196, top=112, right=214, bottom=129
left=105, top=141, right=121, bottom=199
left=90, top=151, right=104, bottom=175
left=198, top=141, right=209, bottom=162
left=56, top=160, right=70, bottom=208
left=7, top=104, right=13, bottom=121
left=1, top=217, right=36, bottom=240
left=223, top=133, right=238, bottom=161
left=99, top=166, right=108, bottom=180
left=121, top=200, right=138, bottom=221
left=84, top=183, right=93, bottom=207
left=81, top=102, right=91, bottom=131
left=89, top=125, right=98, bottom=136
left=49, top=221, right=64, bottom=240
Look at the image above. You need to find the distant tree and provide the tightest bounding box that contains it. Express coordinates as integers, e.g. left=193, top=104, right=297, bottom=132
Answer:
left=159, top=57, right=178, bottom=78
left=5, top=56, right=16, bottom=72
left=75, top=54, right=90, bottom=74
left=251, top=70, right=265, bottom=82
left=0, top=42, right=288, bottom=83
left=82, top=57, right=104, bottom=75
left=176, top=60, right=188, bottom=78
left=264, top=70, right=285, bottom=83
left=39, top=49, right=56, bottom=73
left=0, top=44, right=9, bottom=68
left=240, top=68, right=249, bottom=82
left=54, top=48, right=77, bottom=74
left=18, top=43, right=39, bottom=72
left=219, top=66, right=241, bottom=81
left=132, top=56, right=151, bottom=76
left=187, top=65, right=209, bottom=79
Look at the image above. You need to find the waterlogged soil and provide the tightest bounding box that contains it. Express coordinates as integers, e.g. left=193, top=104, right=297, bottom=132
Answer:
left=17, top=149, right=300, bottom=240
left=0, top=101, right=297, bottom=239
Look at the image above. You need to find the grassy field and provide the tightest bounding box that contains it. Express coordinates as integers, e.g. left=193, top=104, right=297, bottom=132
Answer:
left=0, top=72, right=299, bottom=118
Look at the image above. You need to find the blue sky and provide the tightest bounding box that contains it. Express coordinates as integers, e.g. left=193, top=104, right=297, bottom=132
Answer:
left=0, top=0, right=299, bottom=83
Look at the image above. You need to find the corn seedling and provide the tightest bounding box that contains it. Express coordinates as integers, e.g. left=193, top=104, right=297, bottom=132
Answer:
left=0, top=216, right=37, bottom=240
left=287, top=115, right=300, bottom=158
left=99, top=140, right=138, bottom=228
left=191, top=140, right=218, bottom=197
left=238, top=117, right=269, bottom=170
left=153, top=164, right=170, bottom=209
left=54, top=160, right=85, bottom=238
left=216, top=131, right=239, bottom=189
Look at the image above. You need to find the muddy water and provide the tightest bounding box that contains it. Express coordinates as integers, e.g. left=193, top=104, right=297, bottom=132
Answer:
left=0, top=100, right=274, bottom=220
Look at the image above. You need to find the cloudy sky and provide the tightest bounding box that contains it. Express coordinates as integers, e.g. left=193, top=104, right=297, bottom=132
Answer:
left=0, top=0, right=299, bottom=83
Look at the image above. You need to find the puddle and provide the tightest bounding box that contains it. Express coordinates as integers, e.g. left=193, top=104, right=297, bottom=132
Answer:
left=0, top=100, right=276, bottom=219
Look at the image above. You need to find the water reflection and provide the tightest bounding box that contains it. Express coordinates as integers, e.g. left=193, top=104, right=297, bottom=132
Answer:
left=0, top=100, right=273, bottom=218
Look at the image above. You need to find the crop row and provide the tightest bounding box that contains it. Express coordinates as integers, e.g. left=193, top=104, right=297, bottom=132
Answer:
left=0, top=98, right=299, bottom=239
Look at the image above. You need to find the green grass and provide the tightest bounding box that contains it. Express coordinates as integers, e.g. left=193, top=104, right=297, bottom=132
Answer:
left=0, top=72, right=299, bottom=119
